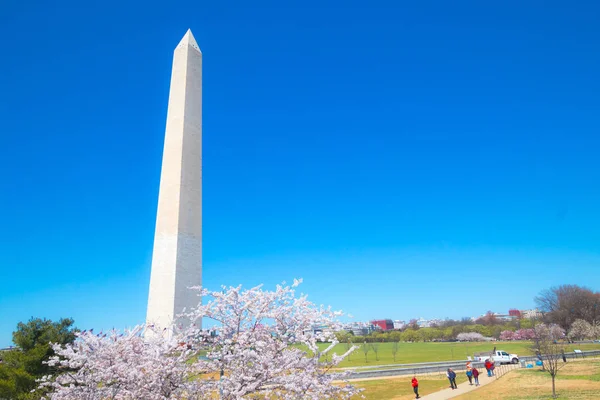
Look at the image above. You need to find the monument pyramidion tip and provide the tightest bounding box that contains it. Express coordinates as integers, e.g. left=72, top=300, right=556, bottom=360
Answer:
left=177, top=29, right=201, bottom=53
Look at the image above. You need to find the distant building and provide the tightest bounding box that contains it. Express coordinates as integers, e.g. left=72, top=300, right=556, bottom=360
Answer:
left=393, top=320, right=406, bottom=330
left=416, top=318, right=442, bottom=328
left=343, top=322, right=377, bottom=336
left=474, top=312, right=516, bottom=322
left=521, top=309, right=542, bottom=319
left=428, top=319, right=443, bottom=327
left=493, top=313, right=517, bottom=321
left=311, top=324, right=333, bottom=335
left=352, top=327, right=371, bottom=336
left=370, top=319, right=394, bottom=331
left=508, top=309, right=522, bottom=318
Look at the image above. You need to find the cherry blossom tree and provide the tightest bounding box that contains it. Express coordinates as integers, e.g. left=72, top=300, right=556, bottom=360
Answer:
left=568, top=319, right=595, bottom=341
left=41, top=280, right=359, bottom=399
left=500, top=329, right=536, bottom=341
left=532, top=323, right=568, bottom=399
left=40, top=326, right=206, bottom=399
left=549, top=324, right=566, bottom=340
left=516, top=328, right=536, bottom=340
left=456, top=332, right=485, bottom=342
left=499, top=330, right=515, bottom=341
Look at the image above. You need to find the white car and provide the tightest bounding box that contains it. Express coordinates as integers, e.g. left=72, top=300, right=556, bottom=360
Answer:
left=474, top=350, right=519, bottom=364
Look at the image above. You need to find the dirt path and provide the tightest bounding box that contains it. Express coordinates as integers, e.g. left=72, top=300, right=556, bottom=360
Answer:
left=419, top=365, right=520, bottom=400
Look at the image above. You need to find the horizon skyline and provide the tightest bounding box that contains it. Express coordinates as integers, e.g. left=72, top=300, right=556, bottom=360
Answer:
left=2, top=1, right=600, bottom=347
left=339, top=306, right=540, bottom=325
left=0, top=301, right=542, bottom=349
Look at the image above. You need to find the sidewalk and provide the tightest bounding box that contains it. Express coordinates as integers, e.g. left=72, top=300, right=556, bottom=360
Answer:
left=420, top=365, right=519, bottom=399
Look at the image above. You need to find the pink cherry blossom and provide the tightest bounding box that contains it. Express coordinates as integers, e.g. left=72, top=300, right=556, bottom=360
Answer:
left=41, top=280, right=360, bottom=399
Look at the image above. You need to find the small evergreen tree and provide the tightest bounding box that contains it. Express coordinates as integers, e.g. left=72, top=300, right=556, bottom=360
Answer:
left=0, top=318, right=78, bottom=399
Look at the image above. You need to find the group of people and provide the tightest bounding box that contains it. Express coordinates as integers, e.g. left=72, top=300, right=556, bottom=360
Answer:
left=410, top=360, right=495, bottom=399
left=465, top=362, right=480, bottom=386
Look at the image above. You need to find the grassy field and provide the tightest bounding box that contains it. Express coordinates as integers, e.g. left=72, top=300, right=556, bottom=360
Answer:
left=454, top=360, right=600, bottom=399
left=354, top=374, right=468, bottom=399
left=319, top=341, right=600, bottom=368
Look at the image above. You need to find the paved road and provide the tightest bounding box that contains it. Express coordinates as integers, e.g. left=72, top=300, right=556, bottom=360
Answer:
left=420, top=364, right=520, bottom=399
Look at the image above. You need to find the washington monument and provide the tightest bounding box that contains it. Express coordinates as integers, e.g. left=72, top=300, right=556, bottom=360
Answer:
left=146, top=30, right=202, bottom=331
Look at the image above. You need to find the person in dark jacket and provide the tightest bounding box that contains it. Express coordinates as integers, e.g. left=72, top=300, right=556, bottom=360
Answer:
left=472, top=367, right=480, bottom=386
left=447, top=368, right=458, bottom=389
left=411, top=376, right=420, bottom=399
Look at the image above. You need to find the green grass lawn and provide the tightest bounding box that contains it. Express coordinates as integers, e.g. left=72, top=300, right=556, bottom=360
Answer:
left=454, top=360, right=600, bottom=400
left=355, top=361, right=600, bottom=400
left=319, top=341, right=600, bottom=368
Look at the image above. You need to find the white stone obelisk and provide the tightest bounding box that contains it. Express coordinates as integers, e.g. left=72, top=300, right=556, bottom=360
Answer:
left=146, top=29, right=202, bottom=332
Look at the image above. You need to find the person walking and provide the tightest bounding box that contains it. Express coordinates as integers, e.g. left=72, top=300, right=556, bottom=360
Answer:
left=411, top=376, right=420, bottom=399
left=490, top=361, right=495, bottom=377
left=466, top=362, right=473, bottom=385
left=472, top=367, right=480, bottom=386
left=447, top=368, right=458, bottom=389
left=485, top=359, right=492, bottom=377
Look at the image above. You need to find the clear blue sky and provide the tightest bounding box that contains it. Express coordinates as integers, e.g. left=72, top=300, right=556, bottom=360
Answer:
left=1, top=0, right=599, bottom=347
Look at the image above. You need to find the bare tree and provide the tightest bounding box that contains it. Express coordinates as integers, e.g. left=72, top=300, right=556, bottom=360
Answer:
left=361, top=341, right=370, bottom=363
left=535, top=285, right=600, bottom=329
left=391, top=341, right=399, bottom=363
left=345, top=339, right=352, bottom=361
left=408, top=319, right=419, bottom=330
left=370, top=342, right=380, bottom=361
left=475, top=311, right=499, bottom=326
left=532, top=323, right=568, bottom=398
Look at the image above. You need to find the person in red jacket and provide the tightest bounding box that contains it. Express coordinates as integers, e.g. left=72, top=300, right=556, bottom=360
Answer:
left=411, top=376, right=420, bottom=399
left=485, top=359, right=493, bottom=377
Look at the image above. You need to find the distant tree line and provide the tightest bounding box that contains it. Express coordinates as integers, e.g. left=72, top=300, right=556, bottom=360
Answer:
left=535, top=284, right=600, bottom=330
left=335, top=319, right=536, bottom=343
left=337, top=284, right=600, bottom=343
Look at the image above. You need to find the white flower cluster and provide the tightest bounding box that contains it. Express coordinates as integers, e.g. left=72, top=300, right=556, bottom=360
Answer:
left=40, top=280, right=360, bottom=399
left=568, top=319, right=600, bottom=341
left=456, top=332, right=486, bottom=342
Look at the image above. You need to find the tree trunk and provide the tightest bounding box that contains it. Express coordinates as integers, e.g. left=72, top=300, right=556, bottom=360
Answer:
left=552, top=375, right=556, bottom=398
